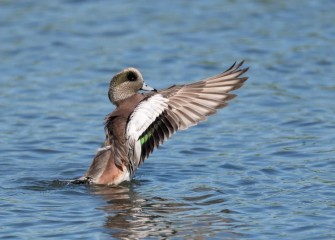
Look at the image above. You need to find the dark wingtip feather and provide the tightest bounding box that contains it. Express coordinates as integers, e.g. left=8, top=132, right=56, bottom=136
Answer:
left=238, top=60, right=245, bottom=67
left=231, top=60, right=245, bottom=72
left=225, top=61, right=237, bottom=72
left=239, top=77, right=249, bottom=83
left=241, top=66, right=249, bottom=73
left=223, top=60, right=247, bottom=76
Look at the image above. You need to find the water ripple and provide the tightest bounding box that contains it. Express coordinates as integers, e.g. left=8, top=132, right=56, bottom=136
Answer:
left=1, top=0, right=335, bottom=239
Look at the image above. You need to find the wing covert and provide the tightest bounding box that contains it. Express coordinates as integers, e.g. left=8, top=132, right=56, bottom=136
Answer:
left=126, top=61, right=248, bottom=168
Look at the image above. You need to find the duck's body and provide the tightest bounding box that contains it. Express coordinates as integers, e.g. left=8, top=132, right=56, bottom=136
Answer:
left=81, top=94, right=145, bottom=185
left=76, top=62, right=249, bottom=185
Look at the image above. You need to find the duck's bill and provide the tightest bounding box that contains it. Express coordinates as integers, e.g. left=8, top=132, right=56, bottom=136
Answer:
left=141, top=83, right=157, bottom=92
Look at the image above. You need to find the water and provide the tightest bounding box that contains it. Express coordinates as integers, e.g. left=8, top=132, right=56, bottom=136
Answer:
left=1, top=0, right=334, bottom=239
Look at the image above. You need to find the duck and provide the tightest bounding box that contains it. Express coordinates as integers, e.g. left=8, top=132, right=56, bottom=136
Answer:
left=75, top=61, right=249, bottom=185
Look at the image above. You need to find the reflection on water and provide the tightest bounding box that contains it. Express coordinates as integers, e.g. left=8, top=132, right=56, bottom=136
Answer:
left=94, top=185, right=177, bottom=239
left=1, top=0, right=335, bottom=239
left=89, top=183, right=242, bottom=239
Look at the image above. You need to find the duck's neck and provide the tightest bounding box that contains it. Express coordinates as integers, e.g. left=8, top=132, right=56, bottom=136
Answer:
left=114, top=93, right=145, bottom=109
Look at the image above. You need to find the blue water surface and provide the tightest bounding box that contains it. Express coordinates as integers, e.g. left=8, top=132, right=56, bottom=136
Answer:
left=1, top=0, right=334, bottom=239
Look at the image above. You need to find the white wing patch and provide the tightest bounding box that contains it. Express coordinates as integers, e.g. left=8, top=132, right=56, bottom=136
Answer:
left=126, top=94, right=169, bottom=146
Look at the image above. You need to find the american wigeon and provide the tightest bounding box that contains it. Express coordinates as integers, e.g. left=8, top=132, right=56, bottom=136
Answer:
left=75, top=61, right=248, bottom=185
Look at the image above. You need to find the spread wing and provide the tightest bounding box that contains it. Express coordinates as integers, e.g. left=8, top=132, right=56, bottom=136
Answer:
left=126, top=61, right=249, bottom=172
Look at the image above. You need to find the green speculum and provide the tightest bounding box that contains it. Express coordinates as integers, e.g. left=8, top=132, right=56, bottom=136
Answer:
left=139, top=126, right=155, bottom=145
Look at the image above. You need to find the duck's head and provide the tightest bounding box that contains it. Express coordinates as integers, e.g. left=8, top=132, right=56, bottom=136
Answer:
left=108, top=67, right=156, bottom=104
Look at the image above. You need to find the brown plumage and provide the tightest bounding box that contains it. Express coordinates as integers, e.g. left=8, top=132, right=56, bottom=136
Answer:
left=75, top=61, right=249, bottom=185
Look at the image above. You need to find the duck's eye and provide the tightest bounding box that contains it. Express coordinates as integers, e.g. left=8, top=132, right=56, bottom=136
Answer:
left=127, top=71, right=137, bottom=81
